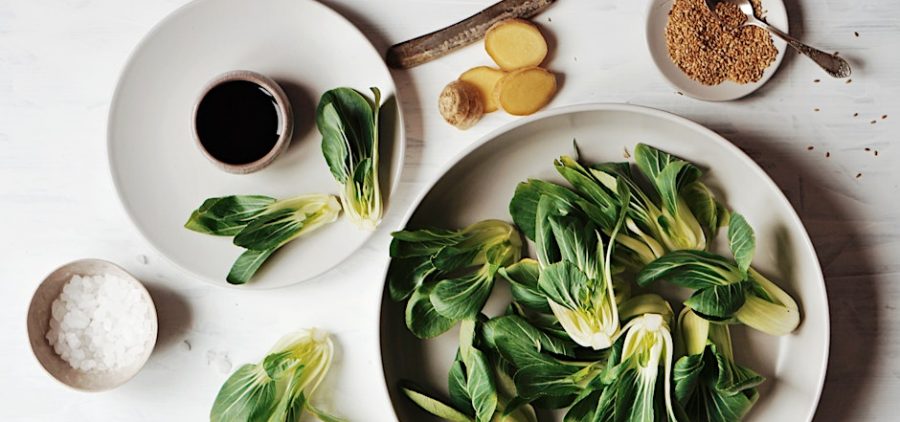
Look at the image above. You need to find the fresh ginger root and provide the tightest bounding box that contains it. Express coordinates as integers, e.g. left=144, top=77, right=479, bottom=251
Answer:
left=439, top=80, right=484, bottom=130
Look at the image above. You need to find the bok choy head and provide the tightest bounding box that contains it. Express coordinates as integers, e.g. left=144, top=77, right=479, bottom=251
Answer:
left=185, top=194, right=342, bottom=284
left=673, top=307, right=765, bottom=422
left=565, top=305, right=681, bottom=422
left=317, top=87, right=383, bottom=230
left=210, top=328, right=340, bottom=422
left=636, top=213, right=801, bottom=336
left=533, top=193, right=629, bottom=350
left=388, top=220, right=522, bottom=338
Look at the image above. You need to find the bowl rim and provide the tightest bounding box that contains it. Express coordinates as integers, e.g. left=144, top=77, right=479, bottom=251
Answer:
left=376, top=102, right=829, bottom=422
left=26, top=258, right=159, bottom=392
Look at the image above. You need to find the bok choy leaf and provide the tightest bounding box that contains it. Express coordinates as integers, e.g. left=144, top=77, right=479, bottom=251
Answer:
left=565, top=311, right=681, bottom=422
left=185, top=194, right=341, bottom=284
left=673, top=307, right=764, bottom=422
left=636, top=213, right=801, bottom=335
left=532, top=191, right=629, bottom=350
left=389, top=220, right=522, bottom=338
left=317, top=87, right=383, bottom=230
left=210, top=329, right=341, bottom=422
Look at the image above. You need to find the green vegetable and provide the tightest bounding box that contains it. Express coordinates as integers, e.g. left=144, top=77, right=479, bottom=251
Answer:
left=636, top=213, right=800, bottom=336
left=389, top=220, right=522, bottom=338
left=210, top=329, right=341, bottom=422
left=317, top=87, right=383, bottom=230
left=566, top=312, right=680, bottom=422
left=673, top=307, right=764, bottom=422
left=185, top=194, right=341, bottom=284
left=404, top=319, right=539, bottom=422
left=533, top=191, right=628, bottom=350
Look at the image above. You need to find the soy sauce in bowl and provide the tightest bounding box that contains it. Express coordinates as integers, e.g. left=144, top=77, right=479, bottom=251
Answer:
left=193, top=71, right=293, bottom=174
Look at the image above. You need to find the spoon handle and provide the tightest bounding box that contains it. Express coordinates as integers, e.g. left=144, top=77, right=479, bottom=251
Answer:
left=756, top=21, right=852, bottom=78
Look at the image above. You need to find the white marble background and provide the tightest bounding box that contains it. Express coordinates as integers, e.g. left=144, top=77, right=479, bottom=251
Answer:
left=0, top=0, right=897, bottom=420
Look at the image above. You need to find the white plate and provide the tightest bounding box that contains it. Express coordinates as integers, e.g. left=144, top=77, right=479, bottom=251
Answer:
left=108, top=0, right=404, bottom=289
left=646, top=0, right=789, bottom=101
left=379, top=104, right=828, bottom=421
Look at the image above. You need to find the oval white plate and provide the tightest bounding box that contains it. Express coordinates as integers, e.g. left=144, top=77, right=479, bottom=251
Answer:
left=379, top=104, right=828, bottom=421
left=108, top=0, right=404, bottom=289
left=646, top=0, right=789, bottom=101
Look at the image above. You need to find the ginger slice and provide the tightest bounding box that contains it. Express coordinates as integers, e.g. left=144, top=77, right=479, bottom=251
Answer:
left=493, top=67, right=556, bottom=116
left=460, top=66, right=506, bottom=113
left=485, top=19, right=548, bottom=70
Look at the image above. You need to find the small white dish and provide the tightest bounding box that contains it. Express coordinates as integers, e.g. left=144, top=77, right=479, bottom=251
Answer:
left=108, top=0, right=405, bottom=289
left=646, top=0, right=789, bottom=101
left=26, top=259, right=158, bottom=392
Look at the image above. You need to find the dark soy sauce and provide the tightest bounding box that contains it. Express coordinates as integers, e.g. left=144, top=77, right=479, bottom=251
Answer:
left=195, top=81, right=282, bottom=164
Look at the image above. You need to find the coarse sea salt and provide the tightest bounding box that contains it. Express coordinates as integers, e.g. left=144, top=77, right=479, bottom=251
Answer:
left=46, top=274, right=152, bottom=372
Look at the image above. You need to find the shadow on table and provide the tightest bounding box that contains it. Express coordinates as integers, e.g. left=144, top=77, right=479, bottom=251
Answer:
left=721, top=131, right=879, bottom=422
left=144, top=282, right=192, bottom=352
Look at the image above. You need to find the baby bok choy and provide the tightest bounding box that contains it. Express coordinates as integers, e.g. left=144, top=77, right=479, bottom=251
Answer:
left=185, top=194, right=341, bottom=284
left=210, top=328, right=341, bottom=422
left=402, top=319, right=539, bottom=422
left=636, top=213, right=801, bottom=336
left=565, top=297, right=679, bottom=422
left=510, top=144, right=726, bottom=269
left=388, top=220, right=522, bottom=339
left=673, top=307, right=765, bottom=422
left=317, top=87, right=383, bottom=230
left=532, top=192, right=629, bottom=350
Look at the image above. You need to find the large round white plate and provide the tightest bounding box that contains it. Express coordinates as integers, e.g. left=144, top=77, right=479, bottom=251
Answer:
left=379, top=104, right=828, bottom=421
left=646, top=0, right=789, bottom=101
left=108, top=0, right=404, bottom=289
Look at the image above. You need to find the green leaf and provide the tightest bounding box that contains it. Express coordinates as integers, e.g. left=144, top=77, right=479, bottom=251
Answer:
left=185, top=195, right=276, bottom=236
left=682, top=182, right=719, bottom=239
left=465, top=348, right=498, bottom=422
left=449, top=354, right=475, bottom=416
left=210, top=363, right=278, bottom=422
left=432, top=272, right=495, bottom=321
left=674, top=343, right=763, bottom=422
left=727, top=213, right=756, bottom=275
left=685, top=282, right=749, bottom=320
left=499, top=259, right=550, bottom=313
left=232, top=195, right=341, bottom=251
left=317, top=87, right=382, bottom=229
left=317, top=88, right=376, bottom=182
left=483, top=315, right=576, bottom=360
left=227, top=249, right=276, bottom=285
left=406, top=283, right=455, bottom=339
left=402, top=385, right=474, bottom=422
left=387, top=257, right=437, bottom=301
left=537, top=261, right=590, bottom=311
left=636, top=250, right=743, bottom=289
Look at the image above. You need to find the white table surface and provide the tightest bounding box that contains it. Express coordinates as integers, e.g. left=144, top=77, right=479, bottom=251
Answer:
left=1, top=0, right=897, bottom=420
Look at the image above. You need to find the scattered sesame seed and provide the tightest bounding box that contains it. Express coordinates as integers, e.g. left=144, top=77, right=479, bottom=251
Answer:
left=846, top=79, right=853, bottom=84
left=875, top=150, right=879, bottom=156
left=853, top=113, right=859, bottom=117
left=807, top=146, right=814, bottom=151
left=871, top=120, right=877, bottom=124
left=883, top=115, right=888, bottom=120
left=865, top=147, right=871, bottom=151
left=826, top=152, right=831, bottom=158
left=677, top=91, right=684, bottom=96
left=814, top=108, right=820, bottom=112
left=854, top=31, right=859, bottom=37
left=856, top=173, right=862, bottom=179
left=814, top=79, right=820, bottom=83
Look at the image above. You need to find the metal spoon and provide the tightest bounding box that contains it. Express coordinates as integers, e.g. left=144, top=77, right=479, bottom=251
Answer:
left=705, top=0, right=851, bottom=78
